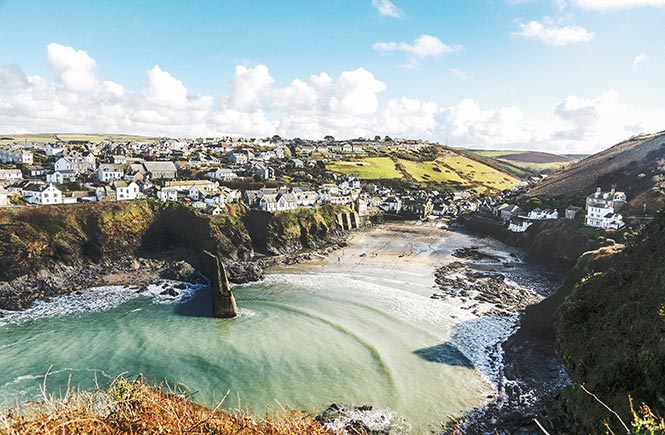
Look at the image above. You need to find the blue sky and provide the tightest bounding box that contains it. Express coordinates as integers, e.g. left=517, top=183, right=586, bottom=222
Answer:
left=0, top=0, right=663, bottom=152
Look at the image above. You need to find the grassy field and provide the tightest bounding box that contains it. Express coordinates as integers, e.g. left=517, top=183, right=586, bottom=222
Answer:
left=0, top=133, right=159, bottom=145
left=439, top=153, right=520, bottom=191
left=396, top=157, right=465, bottom=183
left=329, top=151, right=519, bottom=192
left=327, top=157, right=403, bottom=179
left=470, top=149, right=574, bottom=175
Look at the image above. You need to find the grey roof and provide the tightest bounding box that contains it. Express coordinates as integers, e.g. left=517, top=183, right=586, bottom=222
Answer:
left=143, top=161, right=177, bottom=171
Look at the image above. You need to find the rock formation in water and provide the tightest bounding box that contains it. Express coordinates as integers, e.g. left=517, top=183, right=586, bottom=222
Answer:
left=202, top=250, right=238, bottom=318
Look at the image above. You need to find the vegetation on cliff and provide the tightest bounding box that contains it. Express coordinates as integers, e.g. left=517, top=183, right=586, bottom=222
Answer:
left=242, top=206, right=350, bottom=256
left=0, top=200, right=350, bottom=310
left=553, top=210, right=665, bottom=433
left=0, top=377, right=333, bottom=435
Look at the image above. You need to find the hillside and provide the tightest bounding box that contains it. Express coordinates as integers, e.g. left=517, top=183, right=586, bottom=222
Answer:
left=328, top=147, right=520, bottom=193
left=470, top=150, right=575, bottom=176
left=523, top=131, right=665, bottom=213
left=549, top=209, right=665, bottom=433
left=0, top=200, right=351, bottom=310
left=0, top=133, right=159, bottom=145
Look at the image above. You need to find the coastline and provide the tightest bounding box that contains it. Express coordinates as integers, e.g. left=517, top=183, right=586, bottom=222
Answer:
left=275, top=220, right=567, bottom=430
left=0, top=219, right=569, bottom=434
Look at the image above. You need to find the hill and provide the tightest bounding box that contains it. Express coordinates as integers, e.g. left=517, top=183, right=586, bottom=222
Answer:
left=522, top=131, right=665, bottom=213
left=0, top=133, right=159, bottom=145
left=550, top=209, right=665, bottom=433
left=328, top=147, right=520, bottom=193
left=469, top=150, right=575, bottom=177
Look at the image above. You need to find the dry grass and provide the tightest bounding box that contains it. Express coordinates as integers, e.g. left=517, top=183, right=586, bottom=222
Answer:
left=0, top=375, right=337, bottom=435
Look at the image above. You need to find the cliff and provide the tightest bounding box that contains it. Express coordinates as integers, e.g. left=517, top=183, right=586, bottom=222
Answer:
left=242, top=206, right=351, bottom=256
left=544, top=210, right=665, bottom=433
left=0, top=201, right=350, bottom=310
left=459, top=212, right=611, bottom=267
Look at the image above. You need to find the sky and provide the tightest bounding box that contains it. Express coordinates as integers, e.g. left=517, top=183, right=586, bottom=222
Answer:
left=0, top=0, right=663, bottom=153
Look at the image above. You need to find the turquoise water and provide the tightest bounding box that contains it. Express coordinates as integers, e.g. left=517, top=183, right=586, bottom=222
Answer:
left=0, top=226, right=556, bottom=433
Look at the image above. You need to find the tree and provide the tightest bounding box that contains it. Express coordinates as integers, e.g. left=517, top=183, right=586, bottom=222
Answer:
left=324, top=135, right=335, bottom=142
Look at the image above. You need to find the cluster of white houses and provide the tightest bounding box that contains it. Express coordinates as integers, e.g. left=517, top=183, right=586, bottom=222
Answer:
left=495, top=187, right=626, bottom=233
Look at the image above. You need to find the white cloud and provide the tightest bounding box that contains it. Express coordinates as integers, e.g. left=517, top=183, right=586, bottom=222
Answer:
left=570, top=0, right=665, bottom=10
left=143, top=65, right=188, bottom=108
left=513, top=18, right=595, bottom=46
left=1, top=43, right=663, bottom=153
left=46, top=43, right=98, bottom=92
left=373, top=34, right=462, bottom=66
left=229, top=64, right=274, bottom=111
left=550, top=89, right=665, bottom=150
left=329, top=68, right=386, bottom=115
left=633, top=52, right=649, bottom=68
left=371, top=0, right=403, bottom=18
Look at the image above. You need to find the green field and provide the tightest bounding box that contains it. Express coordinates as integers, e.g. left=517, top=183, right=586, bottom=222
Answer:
left=396, top=157, right=465, bottom=183
left=439, top=154, right=520, bottom=191
left=0, top=133, right=159, bottom=145
left=329, top=152, right=519, bottom=192
left=328, top=157, right=403, bottom=179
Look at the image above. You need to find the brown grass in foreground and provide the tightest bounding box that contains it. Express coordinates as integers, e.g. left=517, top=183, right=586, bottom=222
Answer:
left=0, top=377, right=337, bottom=435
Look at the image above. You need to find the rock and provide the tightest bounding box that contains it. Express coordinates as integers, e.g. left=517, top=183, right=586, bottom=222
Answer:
left=160, top=261, right=205, bottom=284
left=226, top=262, right=263, bottom=284
left=160, top=288, right=178, bottom=297
left=202, top=251, right=238, bottom=319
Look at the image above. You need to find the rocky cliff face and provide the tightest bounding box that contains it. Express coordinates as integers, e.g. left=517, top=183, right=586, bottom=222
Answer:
left=459, top=212, right=612, bottom=267
left=242, top=206, right=349, bottom=256
left=0, top=201, right=349, bottom=310
left=0, top=201, right=255, bottom=282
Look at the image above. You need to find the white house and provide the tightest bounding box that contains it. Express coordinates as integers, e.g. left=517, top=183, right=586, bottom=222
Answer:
left=206, top=168, right=237, bottom=181
left=259, top=193, right=298, bottom=212
left=508, top=219, right=533, bottom=233
left=0, top=169, right=23, bottom=183
left=114, top=181, right=140, bottom=201
left=206, top=206, right=224, bottom=216
left=22, top=183, right=63, bottom=205
left=157, top=187, right=179, bottom=202
left=294, top=189, right=318, bottom=207
left=55, top=157, right=93, bottom=174
left=98, top=164, right=125, bottom=183
left=527, top=208, right=559, bottom=220
left=585, top=188, right=627, bottom=229
left=383, top=197, right=402, bottom=213
left=46, top=144, right=65, bottom=157
left=0, top=147, right=33, bottom=164
left=0, top=186, right=10, bottom=206
left=46, top=170, right=77, bottom=184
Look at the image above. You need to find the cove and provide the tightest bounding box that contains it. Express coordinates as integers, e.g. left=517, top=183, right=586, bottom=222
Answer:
left=0, top=223, right=560, bottom=434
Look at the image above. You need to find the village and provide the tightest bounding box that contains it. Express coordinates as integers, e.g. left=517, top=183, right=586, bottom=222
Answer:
left=0, top=136, right=626, bottom=233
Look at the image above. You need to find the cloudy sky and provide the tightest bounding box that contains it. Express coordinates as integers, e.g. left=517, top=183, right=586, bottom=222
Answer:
left=0, top=0, right=663, bottom=153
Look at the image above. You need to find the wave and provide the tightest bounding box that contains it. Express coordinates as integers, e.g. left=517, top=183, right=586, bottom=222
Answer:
left=261, top=271, right=527, bottom=389
left=259, top=300, right=398, bottom=395
left=0, top=281, right=206, bottom=326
